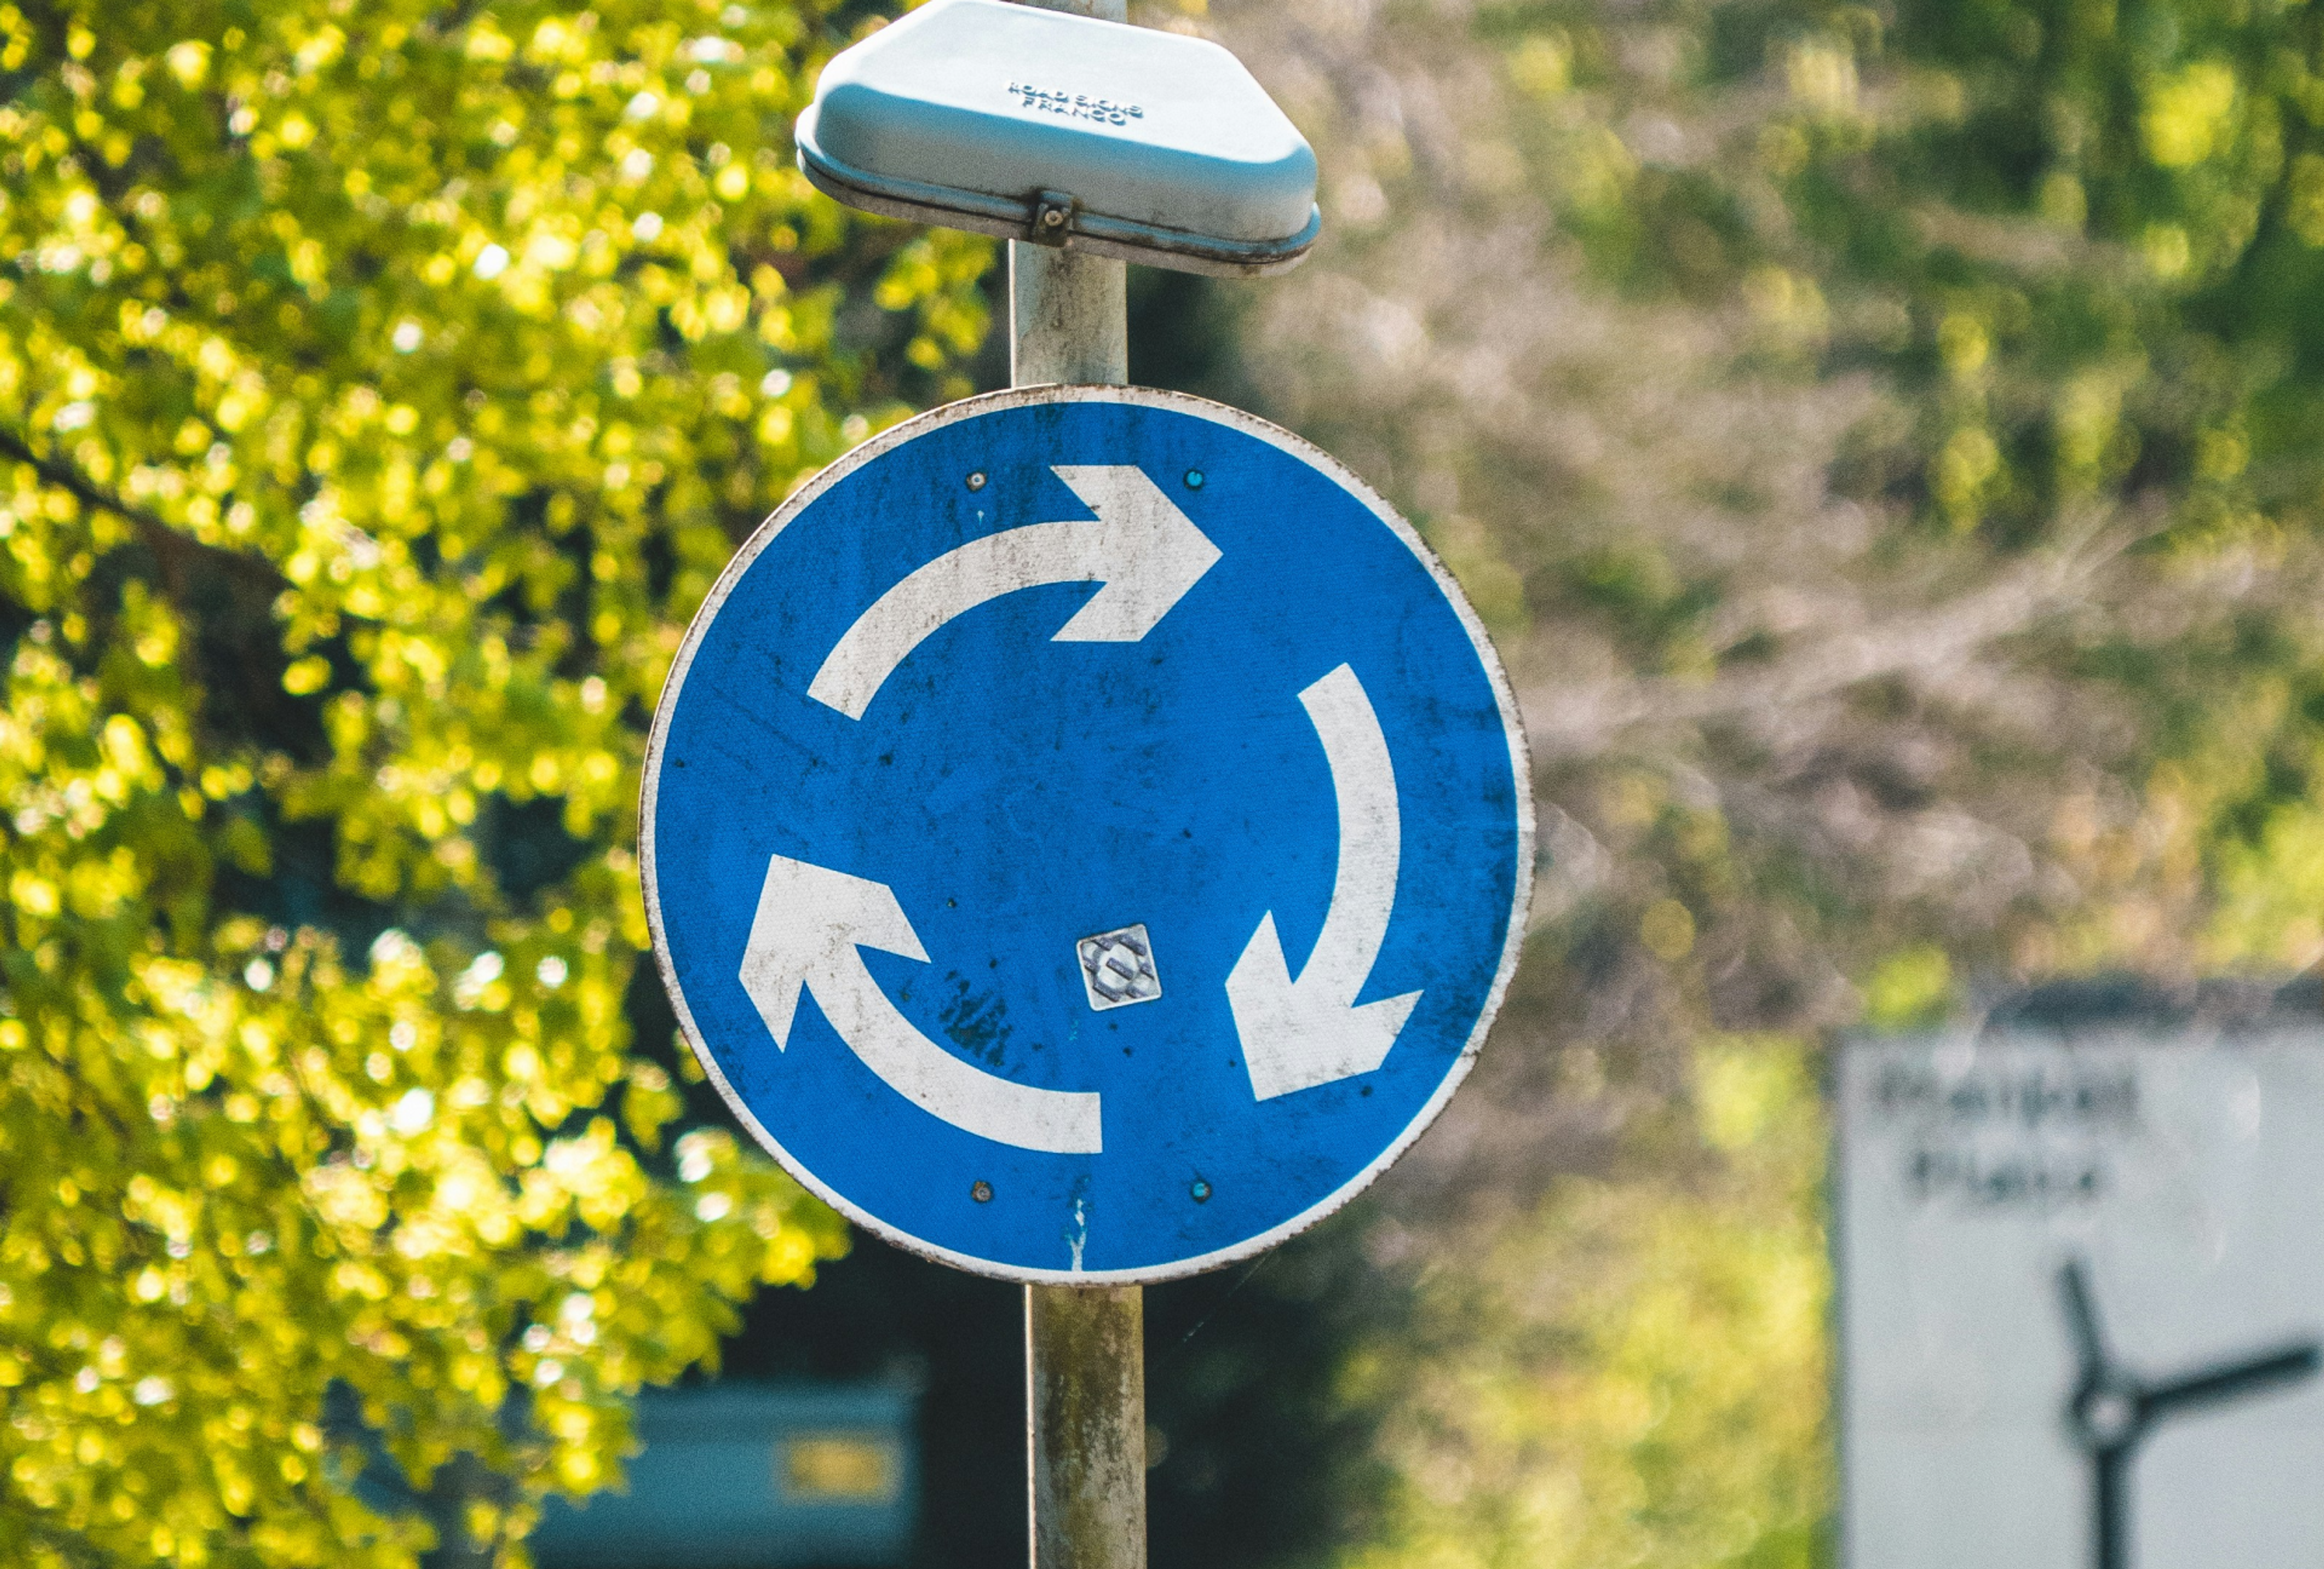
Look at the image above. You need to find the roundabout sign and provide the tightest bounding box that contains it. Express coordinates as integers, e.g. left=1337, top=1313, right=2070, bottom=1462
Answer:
left=643, top=387, right=1530, bottom=1282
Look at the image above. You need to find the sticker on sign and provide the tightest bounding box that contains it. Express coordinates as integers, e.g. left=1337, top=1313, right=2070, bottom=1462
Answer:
left=1838, top=1027, right=2324, bottom=1569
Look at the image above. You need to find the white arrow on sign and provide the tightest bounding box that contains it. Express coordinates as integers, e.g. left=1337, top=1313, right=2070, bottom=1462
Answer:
left=1227, top=664, right=1420, bottom=1101
left=738, top=853, right=1103, bottom=1153
left=806, top=464, right=1221, bottom=719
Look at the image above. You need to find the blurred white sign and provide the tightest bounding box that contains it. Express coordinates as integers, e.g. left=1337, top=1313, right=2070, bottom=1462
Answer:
left=1839, top=1031, right=2324, bottom=1569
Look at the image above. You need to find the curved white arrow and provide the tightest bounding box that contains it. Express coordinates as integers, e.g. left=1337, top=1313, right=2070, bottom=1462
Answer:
left=1227, top=665, right=1420, bottom=1101
left=738, top=853, right=1103, bottom=1153
left=806, top=465, right=1221, bottom=719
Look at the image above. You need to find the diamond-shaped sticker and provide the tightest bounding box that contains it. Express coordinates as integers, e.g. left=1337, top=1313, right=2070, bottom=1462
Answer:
left=1077, top=924, right=1163, bottom=1011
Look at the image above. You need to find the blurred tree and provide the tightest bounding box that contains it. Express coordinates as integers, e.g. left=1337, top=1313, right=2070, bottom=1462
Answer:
left=0, top=2, right=989, bottom=1565
left=1339, top=1041, right=1826, bottom=1569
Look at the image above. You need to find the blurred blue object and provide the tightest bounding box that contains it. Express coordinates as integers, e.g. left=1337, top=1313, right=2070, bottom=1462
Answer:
left=530, top=1384, right=920, bottom=1568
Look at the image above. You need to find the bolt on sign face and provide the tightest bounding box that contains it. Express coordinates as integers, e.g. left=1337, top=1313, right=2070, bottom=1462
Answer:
left=643, top=387, right=1531, bottom=1283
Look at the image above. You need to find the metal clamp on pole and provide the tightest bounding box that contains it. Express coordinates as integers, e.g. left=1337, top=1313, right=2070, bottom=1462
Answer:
left=1028, top=191, right=1081, bottom=248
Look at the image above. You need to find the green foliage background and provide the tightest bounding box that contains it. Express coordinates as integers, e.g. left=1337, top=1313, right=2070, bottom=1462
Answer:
left=0, top=1, right=986, bottom=1564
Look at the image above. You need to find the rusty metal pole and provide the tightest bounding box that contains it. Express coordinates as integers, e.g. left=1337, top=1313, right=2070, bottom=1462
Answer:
left=1026, top=1283, right=1145, bottom=1569
left=1003, top=7, right=1143, bottom=1569
left=1008, top=0, right=1129, bottom=391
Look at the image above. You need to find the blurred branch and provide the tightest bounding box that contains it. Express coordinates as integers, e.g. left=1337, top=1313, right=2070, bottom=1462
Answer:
left=0, top=427, right=287, bottom=602
left=1521, top=507, right=2153, bottom=761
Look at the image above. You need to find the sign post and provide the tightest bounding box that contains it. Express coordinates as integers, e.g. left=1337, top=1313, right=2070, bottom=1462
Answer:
left=642, top=8, right=1526, bottom=1569
left=1006, top=8, right=1141, bottom=1563
left=1028, top=1277, right=1143, bottom=1569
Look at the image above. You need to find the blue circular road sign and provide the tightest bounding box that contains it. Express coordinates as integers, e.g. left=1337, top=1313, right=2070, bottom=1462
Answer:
left=643, top=387, right=1530, bottom=1282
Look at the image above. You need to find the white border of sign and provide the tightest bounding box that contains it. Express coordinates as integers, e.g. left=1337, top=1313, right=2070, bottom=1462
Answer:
left=639, top=385, right=1535, bottom=1284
